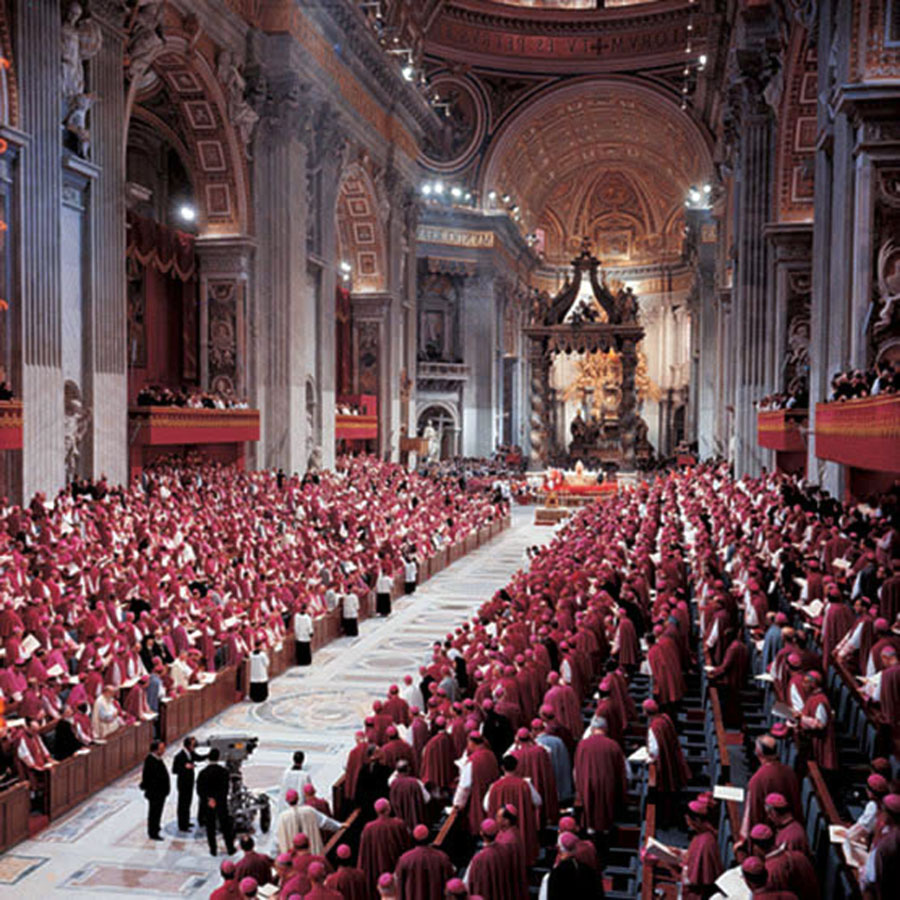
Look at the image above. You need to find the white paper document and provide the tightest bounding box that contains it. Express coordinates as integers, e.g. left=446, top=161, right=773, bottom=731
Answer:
left=713, top=784, right=745, bottom=803
left=715, top=865, right=751, bottom=898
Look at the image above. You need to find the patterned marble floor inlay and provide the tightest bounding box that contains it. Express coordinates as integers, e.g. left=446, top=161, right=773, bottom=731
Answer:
left=0, top=855, right=48, bottom=885
left=61, top=863, right=211, bottom=895
left=0, top=507, right=547, bottom=899
left=36, top=800, right=129, bottom=844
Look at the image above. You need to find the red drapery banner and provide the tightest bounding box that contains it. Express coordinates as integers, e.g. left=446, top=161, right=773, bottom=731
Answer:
left=757, top=409, right=807, bottom=452
left=126, top=211, right=196, bottom=282
left=815, top=396, right=900, bottom=472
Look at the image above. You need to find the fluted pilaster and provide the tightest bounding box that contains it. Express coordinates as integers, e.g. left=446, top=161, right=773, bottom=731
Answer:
left=18, top=1, right=64, bottom=498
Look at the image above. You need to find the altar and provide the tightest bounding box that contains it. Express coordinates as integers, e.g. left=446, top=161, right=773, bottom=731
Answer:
left=524, top=239, right=649, bottom=470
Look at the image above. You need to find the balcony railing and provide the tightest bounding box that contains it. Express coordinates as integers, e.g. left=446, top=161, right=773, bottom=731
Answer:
left=0, top=401, right=22, bottom=450
left=757, top=408, right=807, bottom=453
left=129, top=406, right=260, bottom=446
left=814, top=395, right=900, bottom=472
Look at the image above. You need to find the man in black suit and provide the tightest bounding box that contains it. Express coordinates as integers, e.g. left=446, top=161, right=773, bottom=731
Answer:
left=139, top=739, right=170, bottom=840
left=196, top=747, right=235, bottom=856
left=172, top=736, right=208, bottom=832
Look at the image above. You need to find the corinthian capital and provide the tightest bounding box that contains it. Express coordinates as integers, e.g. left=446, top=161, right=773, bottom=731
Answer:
left=259, top=73, right=315, bottom=146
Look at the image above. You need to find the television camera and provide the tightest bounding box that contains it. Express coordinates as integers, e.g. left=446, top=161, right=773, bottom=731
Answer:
left=198, top=734, right=271, bottom=834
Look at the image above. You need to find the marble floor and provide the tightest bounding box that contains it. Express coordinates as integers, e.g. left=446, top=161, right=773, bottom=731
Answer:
left=0, top=506, right=549, bottom=899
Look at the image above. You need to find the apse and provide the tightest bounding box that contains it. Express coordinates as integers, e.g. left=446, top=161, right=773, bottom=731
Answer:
left=481, top=78, right=712, bottom=457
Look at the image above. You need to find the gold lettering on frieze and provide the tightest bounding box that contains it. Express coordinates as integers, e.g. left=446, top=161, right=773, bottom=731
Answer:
left=435, top=21, right=693, bottom=61
left=416, top=226, right=495, bottom=249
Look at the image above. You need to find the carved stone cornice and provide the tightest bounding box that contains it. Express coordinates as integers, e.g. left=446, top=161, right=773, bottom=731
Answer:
left=88, top=0, right=128, bottom=32
left=312, top=1, right=440, bottom=142
left=258, top=73, right=315, bottom=146
left=763, top=221, right=813, bottom=264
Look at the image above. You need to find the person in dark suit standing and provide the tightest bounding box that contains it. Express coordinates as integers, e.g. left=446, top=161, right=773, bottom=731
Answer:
left=172, top=736, right=208, bottom=832
left=139, top=739, right=170, bottom=840
left=196, top=747, right=235, bottom=856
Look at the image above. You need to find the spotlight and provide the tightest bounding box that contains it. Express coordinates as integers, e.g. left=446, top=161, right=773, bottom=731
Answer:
left=421, top=183, right=433, bottom=196
left=178, top=204, right=196, bottom=223
left=401, top=65, right=414, bottom=82
left=434, top=181, right=444, bottom=195
left=698, top=54, right=707, bottom=68
left=339, top=261, right=352, bottom=273
left=488, top=191, right=497, bottom=202
left=703, top=184, right=711, bottom=194
left=451, top=186, right=462, bottom=199
left=502, top=194, right=511, bottom=204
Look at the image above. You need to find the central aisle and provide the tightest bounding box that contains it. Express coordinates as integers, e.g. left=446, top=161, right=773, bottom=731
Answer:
left=0, top=505, right=550, bottom=899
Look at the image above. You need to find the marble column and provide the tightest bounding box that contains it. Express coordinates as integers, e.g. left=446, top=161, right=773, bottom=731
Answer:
left=312, top=103, right=345, bottom=471
left=195, top=237, right=254, bottom=396
left=688, top=210, right=719, bottom=460
left=252, top=73, right=311, bottom=476
left=17, top=0, right=64, bottom=499
left=764, top=222, right=812, bottom=464
left=86, top=6, right=127, bottom=486
left=731, top=48, right=777, bottom=478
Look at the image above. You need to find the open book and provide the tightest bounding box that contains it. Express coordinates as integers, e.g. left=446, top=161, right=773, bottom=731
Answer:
left=715, top=865, right=751, bottom=898
left=644, top=836, right=682, bottom=865
left=628, top=746, right=650, bottom=763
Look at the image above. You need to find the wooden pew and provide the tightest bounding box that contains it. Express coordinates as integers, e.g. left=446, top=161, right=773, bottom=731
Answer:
left=707, top=687, right=732, bottom=783
left=0, top=780, right=30, bottom=852
left=433, top=806, right=459, bottom=849
left=323, top=807, right=362, bottom=864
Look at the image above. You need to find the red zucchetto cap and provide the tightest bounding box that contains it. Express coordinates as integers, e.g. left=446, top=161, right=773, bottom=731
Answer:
left=558, top=815, right=577, bottom=832
left=884, top=794, right=900, bottom=815
left=239, top=877, right=258, bottom=896
left=377, top=873, right=395, bottom=889
left=480, top=818, right=498, bottom=837
left=285, top=789, right=299, bottom=804
left=308, top=862, right=325, bottom=881
left=741, top=856, right=766, bottom=879
left=642, top=699, right=659, bottom=715
left=292, top=833, right=309, bottom=849
left=445, top=878, right=467, bottom=896
left=374, top=798, right=390, bottom=814
left=303, top=784, right=316, bottom=796
left=867, top=774, right=889, bottom=795
left=413, top=824, right=429, bottom=842
left=687, top=799, right=708, bottom=816
left=516, top=727, right=530, bottom=741
left=558, top=832, right=578, bottom=852
left=750, top=824, right=773, bottom=841
left=764, top=793, right=788, bottom=810
left=336, top=844, right=352, bottom=860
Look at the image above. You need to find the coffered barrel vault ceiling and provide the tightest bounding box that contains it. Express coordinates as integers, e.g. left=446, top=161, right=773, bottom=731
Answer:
left=427, top=0, right=706, bottom=75
left=480, top=79, right=712, bottom=265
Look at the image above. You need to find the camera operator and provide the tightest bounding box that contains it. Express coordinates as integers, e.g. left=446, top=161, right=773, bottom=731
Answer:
left=197, top=747, right=236, bottom=856
left=172, top=736, right=208, bottom=832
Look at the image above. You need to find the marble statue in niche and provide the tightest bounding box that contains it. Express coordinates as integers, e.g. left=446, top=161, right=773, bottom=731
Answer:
left=126, top=0, right=165, bottom=82
left=64, top=380, right=91, bottom=482
left=61, top=2, right=102, bottom=158
left=217, top=50, right=259, bottom=159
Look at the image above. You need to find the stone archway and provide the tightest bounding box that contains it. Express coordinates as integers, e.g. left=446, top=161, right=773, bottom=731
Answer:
left=335, top=162, right=388, bottom=293
left=417, top=402, right=459, bottom=459
left=124, top=31, right=251, bottom=237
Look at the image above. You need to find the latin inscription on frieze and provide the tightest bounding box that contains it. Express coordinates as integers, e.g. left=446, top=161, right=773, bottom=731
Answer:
left=417, top=226, right=495, bottom=249
left=432, top=21, right=696, bottom=62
